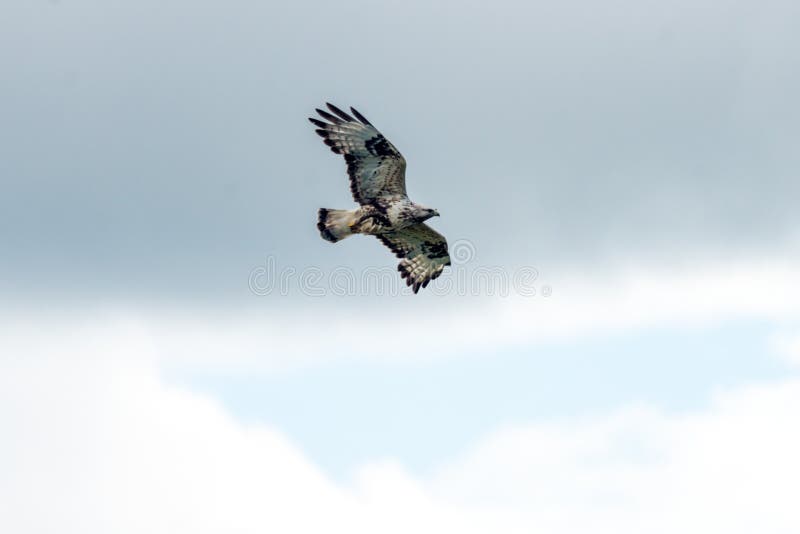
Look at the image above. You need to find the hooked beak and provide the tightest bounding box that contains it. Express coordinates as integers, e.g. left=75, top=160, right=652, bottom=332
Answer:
left=433, top=210, right=440, bottom=217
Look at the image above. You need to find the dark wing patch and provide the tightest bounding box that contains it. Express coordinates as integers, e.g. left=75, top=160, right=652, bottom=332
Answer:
left=309, top=103, right=407, bottom=204
left=377, top=223, right=451, bottom=294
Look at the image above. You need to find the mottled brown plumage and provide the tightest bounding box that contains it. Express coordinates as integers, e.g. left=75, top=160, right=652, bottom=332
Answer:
left=310, top=103, right=450, bottom=293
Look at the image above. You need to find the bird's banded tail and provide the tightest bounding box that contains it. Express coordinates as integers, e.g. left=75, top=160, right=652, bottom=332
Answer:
left=317, top=208, right=358, bottom=243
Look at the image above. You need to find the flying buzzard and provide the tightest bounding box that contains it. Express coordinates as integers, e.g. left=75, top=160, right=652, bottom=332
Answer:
left=310, top=103, right=450, bottom=294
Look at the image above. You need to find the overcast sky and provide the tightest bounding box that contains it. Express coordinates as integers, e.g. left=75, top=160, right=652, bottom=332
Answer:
left=2, top=1, right=800, bottom=533
left=3, top=0, right=799, bottom=303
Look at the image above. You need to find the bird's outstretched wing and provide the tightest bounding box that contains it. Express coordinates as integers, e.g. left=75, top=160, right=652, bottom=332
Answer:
left=377, top=224, right=451, bottom=294
left=309, top=103, right=407, bottom=204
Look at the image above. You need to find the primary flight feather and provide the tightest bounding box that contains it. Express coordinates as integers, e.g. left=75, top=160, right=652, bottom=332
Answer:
left=310, top=103, right=450, bottom=294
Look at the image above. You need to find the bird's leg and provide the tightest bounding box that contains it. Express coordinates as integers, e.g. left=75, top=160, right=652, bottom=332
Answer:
left=351, top=215, right=368, bottom=228
left=351, top=207, right=374, bottom=228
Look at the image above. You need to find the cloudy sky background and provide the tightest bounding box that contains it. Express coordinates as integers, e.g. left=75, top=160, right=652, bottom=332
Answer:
left=3, top=0, right=800, bottom=532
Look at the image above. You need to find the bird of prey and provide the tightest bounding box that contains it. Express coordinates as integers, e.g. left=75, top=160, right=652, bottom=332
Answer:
left=310, top=103, right=450, bottom=294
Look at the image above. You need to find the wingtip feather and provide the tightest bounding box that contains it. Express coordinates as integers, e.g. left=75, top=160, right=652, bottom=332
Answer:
left=316, top=108, right=344, bottom=125
left=350, top=107, right=372, bottom=125
left=326, top=102, right=356, bottom=122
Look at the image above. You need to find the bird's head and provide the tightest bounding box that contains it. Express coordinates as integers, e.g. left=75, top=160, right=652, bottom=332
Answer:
left=412, top=205, right=440, bottom=222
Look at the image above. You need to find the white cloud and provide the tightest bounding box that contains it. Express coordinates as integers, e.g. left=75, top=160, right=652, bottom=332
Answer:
left=430, top=381, right=800, bottom=533
left=133, top=257, right=800, bottom=370
left=2, top=319, right=800, bottom=534
left=0, top=322, right=356, bottom=533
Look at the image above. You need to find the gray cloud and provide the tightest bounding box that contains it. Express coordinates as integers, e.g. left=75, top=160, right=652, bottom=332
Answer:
left=2, top=0, right=798, bottom=303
